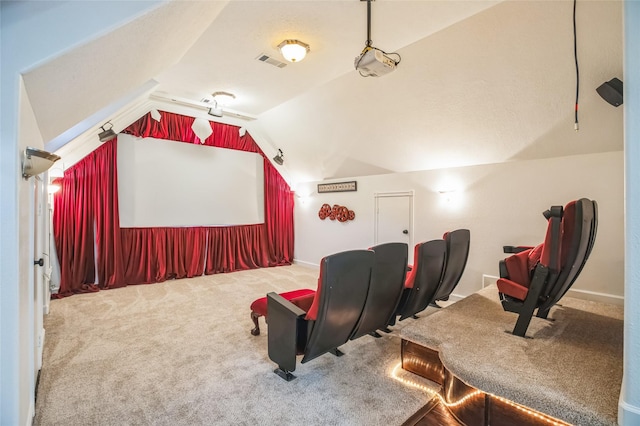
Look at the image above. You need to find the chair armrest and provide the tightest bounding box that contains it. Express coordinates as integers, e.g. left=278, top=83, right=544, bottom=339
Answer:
left=267, top=292, right=307, bottom=373
left=503, top=245, right=534, bottom=254
left=290, top=293, right=315, bottom=313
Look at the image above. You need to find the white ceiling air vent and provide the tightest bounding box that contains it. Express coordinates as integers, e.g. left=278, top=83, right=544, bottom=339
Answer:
left=256, top=53, right=287, bottom=68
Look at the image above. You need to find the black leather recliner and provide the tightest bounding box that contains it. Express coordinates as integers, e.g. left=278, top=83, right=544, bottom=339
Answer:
left=393, top=239, right=447, bottom=321
left=266, top=249, right=374, bottom=380
left=350, top=242, right=407, bottom=339
left=431, top=229, right=470, bottom=307
left=497, top=198, right=598, bottom=337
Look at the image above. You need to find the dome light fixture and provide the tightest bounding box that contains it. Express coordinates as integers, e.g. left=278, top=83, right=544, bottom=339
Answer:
left=212, top=91, right=236, bottom=106
left=278, top=39, right=310, bottom=63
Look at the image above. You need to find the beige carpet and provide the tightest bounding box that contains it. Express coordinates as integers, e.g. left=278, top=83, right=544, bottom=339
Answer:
left=34, top=265, right=438, bottom=426
left=400, top=285, right=624, bottom=426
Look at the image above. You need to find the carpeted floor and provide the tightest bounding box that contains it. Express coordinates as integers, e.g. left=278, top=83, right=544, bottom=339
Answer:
left=400, top=285, right=624, bottom=426
left=34, top=264, right=438, bottom=426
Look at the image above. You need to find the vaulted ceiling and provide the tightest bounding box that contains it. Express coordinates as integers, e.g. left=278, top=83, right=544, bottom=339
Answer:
left=23, top=0, right=623, bottom=186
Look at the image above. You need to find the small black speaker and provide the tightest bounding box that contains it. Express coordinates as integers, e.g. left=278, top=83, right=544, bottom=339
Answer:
left=596, top=77, right=623, bottom=107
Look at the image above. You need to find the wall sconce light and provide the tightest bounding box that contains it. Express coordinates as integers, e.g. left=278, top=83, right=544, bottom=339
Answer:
left=596, top=77, right=623, bottom=107
left=438, top=189, right=458, bottom=203
left=22, top=147, right=61, bottom=179
left=48, top=178, right=62, bottom=194
left=296, top=193, right=310, bottom=205
left=98, top=122, right=117, bottom=142
left=278, top=39, right=310, bottom=63
left=273, top=149, right=284, bottom=165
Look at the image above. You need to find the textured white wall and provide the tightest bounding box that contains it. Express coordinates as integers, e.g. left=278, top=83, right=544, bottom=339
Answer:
left=260, top=0, right=623, bottom=184
left=295, top=151, right=624, bottom=300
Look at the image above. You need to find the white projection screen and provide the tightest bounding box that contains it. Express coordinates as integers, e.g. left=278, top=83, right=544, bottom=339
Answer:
left=117, top=134, right=264, bottom=227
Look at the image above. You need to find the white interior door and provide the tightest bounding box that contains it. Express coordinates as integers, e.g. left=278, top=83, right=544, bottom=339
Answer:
left=374, top=192, right=414, bottom=263
left=34, top=178, right=45, bottom=374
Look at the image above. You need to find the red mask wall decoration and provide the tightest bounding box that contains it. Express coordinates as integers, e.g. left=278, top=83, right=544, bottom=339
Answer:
left=318, top=203, right=355, bottom=222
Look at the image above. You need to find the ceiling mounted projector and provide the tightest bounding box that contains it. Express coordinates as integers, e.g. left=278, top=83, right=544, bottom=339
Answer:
left=355, top=0, right=400, bottom=77
left=355, top=48, right=397, bottom=77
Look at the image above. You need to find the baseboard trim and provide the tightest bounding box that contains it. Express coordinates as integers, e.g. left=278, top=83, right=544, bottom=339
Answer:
left=565, top=288, right=624, bottom=305
left=619, top=399, right=640, bottom=425
left=448, top=293, right=465, bottom=302
left=481, top=274, right=499, bottom=288
left=26, top=399, right=35, bottom=426
left=293, top=259, right=319, bottom=269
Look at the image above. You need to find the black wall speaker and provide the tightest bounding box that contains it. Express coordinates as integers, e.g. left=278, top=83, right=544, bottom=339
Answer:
left=596, top=77, right=623, bottom=107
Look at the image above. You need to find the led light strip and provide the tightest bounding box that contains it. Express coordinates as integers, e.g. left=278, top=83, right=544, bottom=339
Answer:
left=390, top=363, right=568, bottom=426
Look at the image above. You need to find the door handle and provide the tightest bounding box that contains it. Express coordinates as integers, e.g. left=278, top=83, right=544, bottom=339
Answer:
left=34, top=258, right=44, bottom=266
left=402, top=230, right=409, bottom=235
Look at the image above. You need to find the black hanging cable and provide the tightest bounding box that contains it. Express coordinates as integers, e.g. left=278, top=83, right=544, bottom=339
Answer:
left=366, top=0, right=372, bottom=47
left=573, top=0, right=579, bottom=131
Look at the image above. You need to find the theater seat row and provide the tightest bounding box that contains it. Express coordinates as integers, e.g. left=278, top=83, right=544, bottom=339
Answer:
left=250, top=230, right=470, bottom=380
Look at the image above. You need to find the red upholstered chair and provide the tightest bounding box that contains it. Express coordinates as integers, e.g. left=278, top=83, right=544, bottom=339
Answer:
left=393, top=239, right=447, bottom=322
left=349, top=242, right=407, bottom=340
left=497, top=198, right=598, bottom=337
left=267, top=249, right=374, bottom=381
left=250, top=289, right=315, bottom=336
left=431, top=229, right=471, bottom=307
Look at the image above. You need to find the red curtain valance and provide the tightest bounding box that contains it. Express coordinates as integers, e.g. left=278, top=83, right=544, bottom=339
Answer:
left=53, top=110, right=293, bottom=296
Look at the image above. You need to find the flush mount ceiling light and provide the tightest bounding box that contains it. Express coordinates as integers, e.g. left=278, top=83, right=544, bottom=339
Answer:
left=98, top=122, right=117, bottom=142
left=212, top=91, right=236, bottom=106
left=278, top=40, right=310, bottom=63
left=273, top=149, right=284, bottom=165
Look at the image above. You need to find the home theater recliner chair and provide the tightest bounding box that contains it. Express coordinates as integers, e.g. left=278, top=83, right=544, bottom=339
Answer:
left=349, top=242, right=407, bottom=339
left=266, top=249, right=374, bottom=381
left=431, top=229, right=471, bottom=307
left=497, top=198, right=598, bottom=337
left=393, top=239, right=447, bottom=321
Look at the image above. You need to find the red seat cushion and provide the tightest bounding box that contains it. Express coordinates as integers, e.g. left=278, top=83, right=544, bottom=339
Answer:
left=497, top=278, right=530, bottom=301
left=250, top=289, right=315, bottom=317
left=305, top=271, right=324, bottom=321
left=498, top=244, right=543, bottom=302
left=404, top=244, right=422, bottom=289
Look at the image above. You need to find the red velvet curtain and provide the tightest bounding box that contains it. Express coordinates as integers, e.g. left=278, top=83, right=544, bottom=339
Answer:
left=53, top=110, right=294, bottom=295
left=120, top=227, right=208, bottom=284
left=53, top=139, right=125, bottom=296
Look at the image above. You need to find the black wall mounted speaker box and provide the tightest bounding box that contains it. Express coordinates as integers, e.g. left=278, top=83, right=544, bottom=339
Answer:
left=596, top=77, right=623, bottom=107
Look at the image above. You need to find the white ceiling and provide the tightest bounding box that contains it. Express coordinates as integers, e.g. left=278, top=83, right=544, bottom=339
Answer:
left=25, top=0, right=623, bottom=185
